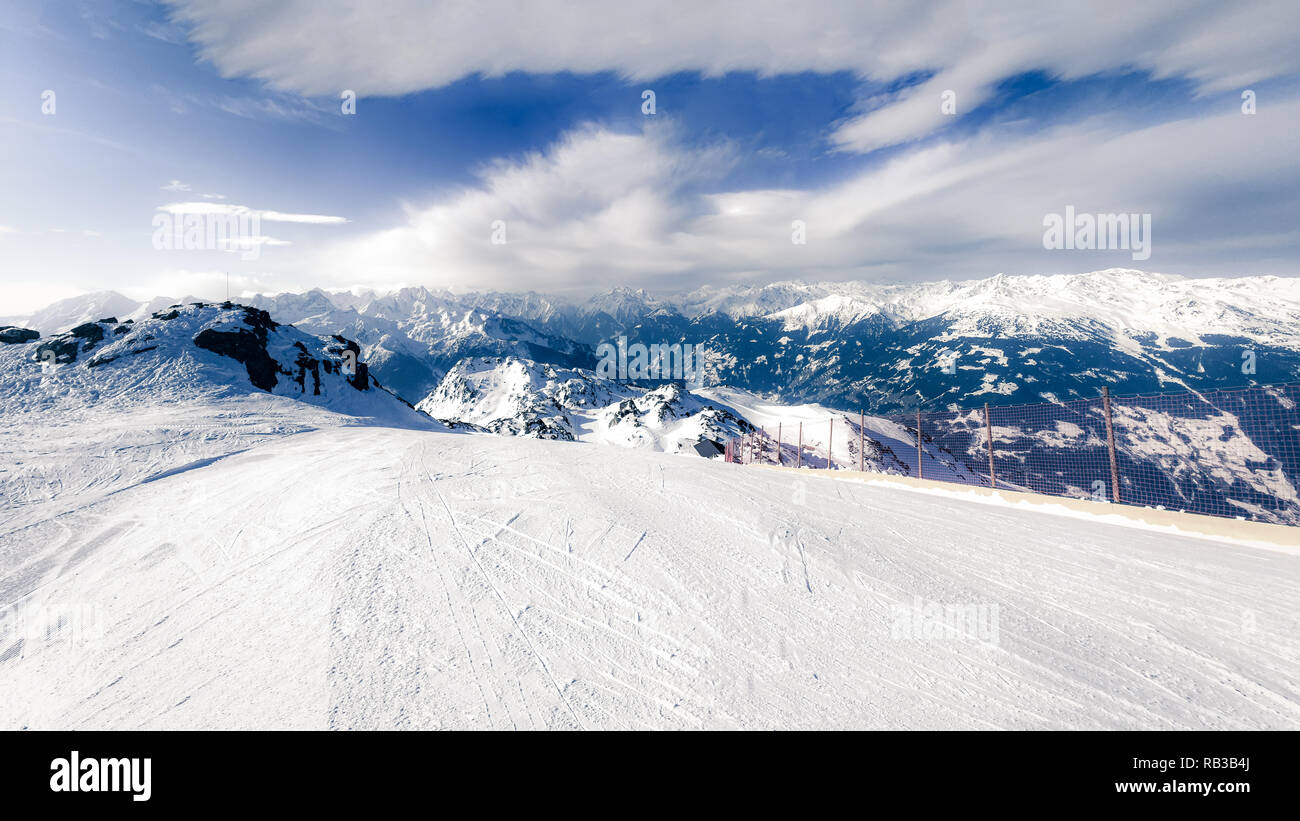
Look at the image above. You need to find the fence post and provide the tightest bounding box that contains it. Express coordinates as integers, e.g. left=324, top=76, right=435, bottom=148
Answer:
left=916, top=409, right=923, bottom=480
left=984, top=402, right=996, bottom=488
left=1102, top=386, right=1121, bottom=503
left=859, top=410, right=865, bottom=472
left=828, top=418, right=833, bottom=470
left=797, top=422, right=802, bottom=469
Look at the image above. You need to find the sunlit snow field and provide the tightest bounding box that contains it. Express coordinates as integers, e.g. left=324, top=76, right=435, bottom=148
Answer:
left=3, top=398, right=1299, bottom=730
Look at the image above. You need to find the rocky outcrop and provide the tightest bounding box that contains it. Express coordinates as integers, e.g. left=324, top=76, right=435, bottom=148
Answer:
left=0, top=327, right=39, bottom=345
left=194, top=326, right=281, bottom=391
left=34, top=319, right=123, bottom=364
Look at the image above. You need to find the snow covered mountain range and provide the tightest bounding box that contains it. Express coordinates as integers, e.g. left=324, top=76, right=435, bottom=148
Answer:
left=4, top=269, right=1298, bottom=522
left=8, top=269, right=1296, bottom=415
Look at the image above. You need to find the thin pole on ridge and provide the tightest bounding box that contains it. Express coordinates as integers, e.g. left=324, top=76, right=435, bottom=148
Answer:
left=777, top=423, right=782, bottom=466
left=797, top=422, right=803, bottom=469
left=828, top=418, right=833, bottom=470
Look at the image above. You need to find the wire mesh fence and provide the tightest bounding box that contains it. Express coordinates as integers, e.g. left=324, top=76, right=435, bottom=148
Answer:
left=724, top=382, right=1300, bottom=526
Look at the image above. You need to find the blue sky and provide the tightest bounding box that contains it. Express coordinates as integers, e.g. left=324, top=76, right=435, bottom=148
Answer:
left=2, top=0, right=1298, bottom=313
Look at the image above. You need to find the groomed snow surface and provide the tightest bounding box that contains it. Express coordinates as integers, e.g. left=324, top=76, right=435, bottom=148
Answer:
left=3, top=400, right=1299, bottom=730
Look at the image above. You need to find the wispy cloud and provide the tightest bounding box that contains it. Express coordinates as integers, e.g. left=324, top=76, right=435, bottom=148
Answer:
left=213, top=94, right=335, bottom=123
left=161, top=182, right=227, bottom=199
left=147, top=84, right=337, bottom=125
left=157, top=202, right=349, bottom=224
left=137, top=19, right=186, bottom=45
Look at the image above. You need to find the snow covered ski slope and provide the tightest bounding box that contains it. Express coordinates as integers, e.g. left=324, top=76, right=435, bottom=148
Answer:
left=3, top=405, right=1299, bottom=730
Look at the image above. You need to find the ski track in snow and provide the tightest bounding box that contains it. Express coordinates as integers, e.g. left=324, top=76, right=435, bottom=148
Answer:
left=2, top=407, right=1300, bottom=730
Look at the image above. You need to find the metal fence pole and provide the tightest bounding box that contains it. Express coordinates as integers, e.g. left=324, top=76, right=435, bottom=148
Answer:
left=859, top=410, right=865, bottom=472
left=1102, top=386, right=1121, bottom=503
left=984, top=402, right=996, bottom=488
left=916, top=409, right=923, bottom=480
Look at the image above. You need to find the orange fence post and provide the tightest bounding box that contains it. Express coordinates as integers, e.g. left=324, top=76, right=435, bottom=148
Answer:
left=1103, top=387, right=1121, bottom=503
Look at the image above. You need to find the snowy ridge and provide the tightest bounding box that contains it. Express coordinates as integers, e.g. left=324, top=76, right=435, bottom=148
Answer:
left=0, top=301, right=428, bottom=423
left=416, top=356, right=752, bottom=454
left=677, top=269, right=1300, bottom=345
left=0, top=303, right=443, bottom=534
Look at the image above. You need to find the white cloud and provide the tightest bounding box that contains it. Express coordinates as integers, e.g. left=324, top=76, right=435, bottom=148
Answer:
left=307, top=122, right=735, bottom=291
left=306, top=96, right=1300, bottom=292
left=168, top=0, right=1300, bottom=150
left=219, top=236, right=291, bottom=251
left=161, top=180, right=192, bottom=192
left=156, top=202, right=349, bottom=224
